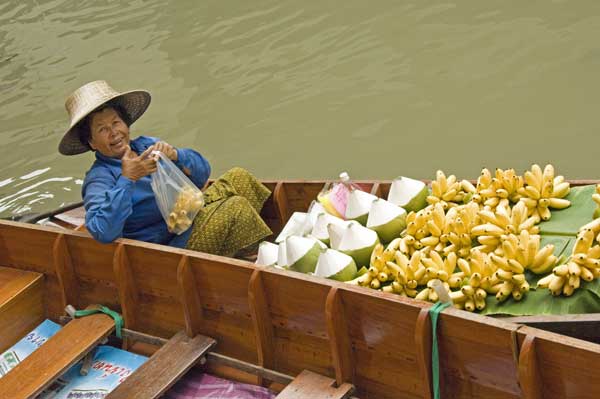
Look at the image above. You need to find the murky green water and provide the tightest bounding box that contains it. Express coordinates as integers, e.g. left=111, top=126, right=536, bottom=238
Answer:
left=2, top=0, right=600, bottom=218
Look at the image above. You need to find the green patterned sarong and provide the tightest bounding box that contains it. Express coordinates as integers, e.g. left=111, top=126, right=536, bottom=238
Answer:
left=185, top=167, right=272, bottom=257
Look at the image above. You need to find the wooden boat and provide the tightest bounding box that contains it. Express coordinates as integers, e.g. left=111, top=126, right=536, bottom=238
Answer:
left=2, top=179, right=600, bottom=398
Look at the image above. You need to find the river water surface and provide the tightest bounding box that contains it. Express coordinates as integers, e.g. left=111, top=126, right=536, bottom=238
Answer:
left=1, top=0, right=600, bottom=218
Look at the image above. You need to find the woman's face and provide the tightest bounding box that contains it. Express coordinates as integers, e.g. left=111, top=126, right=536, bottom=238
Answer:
left=88, top=107, right=130, bottom=158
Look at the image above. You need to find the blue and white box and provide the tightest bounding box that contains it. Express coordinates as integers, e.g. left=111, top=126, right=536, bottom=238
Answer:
left=0, top=319, right=62, bottom=377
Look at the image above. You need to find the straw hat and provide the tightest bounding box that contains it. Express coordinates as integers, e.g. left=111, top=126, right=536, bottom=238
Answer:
left=59, top=80, right=151, bottom=155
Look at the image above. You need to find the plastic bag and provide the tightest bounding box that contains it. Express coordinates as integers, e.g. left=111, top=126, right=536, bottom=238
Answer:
left=150, top=151, right=204, bottom=234
left=317, top=172, right=363, bottom=219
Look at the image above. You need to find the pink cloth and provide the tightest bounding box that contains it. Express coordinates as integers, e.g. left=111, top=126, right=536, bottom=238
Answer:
left=163, top=370, right=276, bottom=399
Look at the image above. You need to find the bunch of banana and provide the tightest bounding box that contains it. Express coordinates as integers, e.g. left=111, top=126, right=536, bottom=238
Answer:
left=402, top=203, right=445, bottom=255
left=439, top=202, right=480, bottom=258
left=474, top=201, right=541, bottom=253
left=415, top=279, right=452, bottom=303
left=354, top=243, right=397, bottom=289
left=464, top=248, right=499, bottom=292
left=538, top=228, right=600, bottom=296
left=484, top=230, right=555, bottom=301
left=592, top=184, right=600, bottom=219
left=381, top=249, right=428, bottom=297
left=426, top=170, right=468, bottom=209
left=517, top=164, right=571, bottom=222
left=493, top=168, right=524, bottom=204
left=449, top=273, right=487, bottom=311
left=401, top=201, right=480, bottom=260
left=488, top=251, right=530, bottom=302
left=461, top=169, right=503, bottom=210
left=419, top=250, right=458, bottom=285
left=467, top=168, right=524, bottom=211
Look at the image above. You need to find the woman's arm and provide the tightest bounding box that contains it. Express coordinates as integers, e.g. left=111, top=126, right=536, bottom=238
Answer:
left=83, top=169, right=135, bottom=243
left=139, top=136, right=211, bottom=189
left=174, top=147, right=211, bottom=189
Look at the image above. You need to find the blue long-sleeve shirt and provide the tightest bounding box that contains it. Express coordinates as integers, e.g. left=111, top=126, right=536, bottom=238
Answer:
left=82, top=136, right=211, bottom=247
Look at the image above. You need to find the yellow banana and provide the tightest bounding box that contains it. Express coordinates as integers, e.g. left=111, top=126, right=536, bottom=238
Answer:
left=548, top=198, right=570, bottom=210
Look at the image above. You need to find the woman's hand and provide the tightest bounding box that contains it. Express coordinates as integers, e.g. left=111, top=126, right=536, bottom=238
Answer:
left=121, top=146, right=157, bottom=181
left=149, top=141, right=178, bottom=162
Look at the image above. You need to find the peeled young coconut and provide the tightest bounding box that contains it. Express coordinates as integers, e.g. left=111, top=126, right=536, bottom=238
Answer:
left=311, top=213, right=347, bottom=246
left=314, top=249, right=357, bottom=282
left=387, top=176, right=429, bottom=212
left=345, top=190, right=379, bottom=225
left=337, top=222, right=380, bottom=267
left=277, top=242, right=288, bottom=268
left=307, top=201, right=327, bottom=227
left=367, top=199, right=407, bottom=243
left=255, top=241, right=278, bottom=266
left=276, top=212, right=312, bottom=243
left=286, top=235, right=323, bottom=274
left=327, top=221, right=352, bottom=250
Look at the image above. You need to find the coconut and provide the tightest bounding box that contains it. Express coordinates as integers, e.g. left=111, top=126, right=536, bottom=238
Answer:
left=387, top=176, right=429, bottom=212
left=286, top=236, right=323, bottom=274
left=275, top=212, right=312, bottom=243
left=311, top=213, right=347, bottom=246
left=327, top=221, right=352, bottom=250
left=307, top=201, right=327, bottom=227
left=367, top=199, right=407, bottom=243
left=345, top=190, right=378, bottom=225
left=277, top=242, right=288, bottom=268
left=314, top=249, right=358, bottom=282
left=256, top=241, right=278, bottom=266
left=338, top=222, right=380, bottom=267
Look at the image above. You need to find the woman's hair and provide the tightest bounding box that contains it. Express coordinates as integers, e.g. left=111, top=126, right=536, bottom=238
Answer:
left=78, top=101, right=131, bottom=150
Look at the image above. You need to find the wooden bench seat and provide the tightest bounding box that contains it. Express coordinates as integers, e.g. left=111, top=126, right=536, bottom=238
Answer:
left=276, top=370, right=355, bottom=399
left=106, top=331, right=216, bottom=399
left=0, top=266, right=44, bottom=353
left=0, top=310, right=114, bottom=399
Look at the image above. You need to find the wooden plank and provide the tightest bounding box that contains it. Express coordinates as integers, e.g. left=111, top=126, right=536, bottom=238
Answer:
left=518, top=334, right=542, bottom=399
left=325, top=287, right=354, bottom=386
left=177, top=255, right=203, bottom=337
left=261, top=271, right=333, bottom=377
left=517, top=325, right=600, bottom=398
left=501, top=314, right=600, bottom=343
left=106, top=331, right=215, bottom=399
left=53, top=233, right=79, bottom=309
left=0, top=267, right=44, bottom=353
left=248, top=269, right=276, bottom=384
left=187, top=255, right=257, bottom=364
left=338, top=287, right=425, bottom=399
left=51, top=206, right=86, bottom=228
left=121, top=242, right=184, bottom=339
left=0, top=221, right=64, bottom=318
left=414, top=307, right=433, bottom=399
left=66, top=235, right=120, bottom=313
left=276, top=369, right=354, bottom=399
left=273, top=182, right=291, bottom=228
left=0, top=311, right=114, bottom=398
left=369, top=182, right=382, bottom=197
left=436, top=309, right=521, bottom=398
left=113, top=243, right=140, bottom=349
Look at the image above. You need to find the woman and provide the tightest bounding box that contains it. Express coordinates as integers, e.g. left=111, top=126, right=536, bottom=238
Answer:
left=58, top=80, right=272, bottom=257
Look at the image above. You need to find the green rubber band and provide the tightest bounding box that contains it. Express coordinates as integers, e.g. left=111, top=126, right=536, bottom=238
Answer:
left=73, top=306, right=123, bottom=339
left=429, top=301, right=451, bottom=399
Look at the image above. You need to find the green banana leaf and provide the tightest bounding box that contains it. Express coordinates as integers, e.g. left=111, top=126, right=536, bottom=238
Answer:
left=482, top=279, right=600, bottom=316
left=483, top=184, right=600, bottom=316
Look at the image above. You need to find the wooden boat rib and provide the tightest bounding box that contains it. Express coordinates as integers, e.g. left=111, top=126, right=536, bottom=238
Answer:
left=1, top=179, right=600, bottom=398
